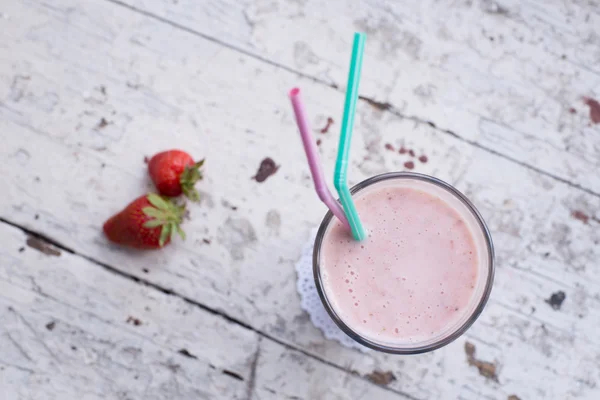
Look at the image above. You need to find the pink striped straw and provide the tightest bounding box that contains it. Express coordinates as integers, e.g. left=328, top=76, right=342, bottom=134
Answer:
left=289, top=88, right=350, bottom=230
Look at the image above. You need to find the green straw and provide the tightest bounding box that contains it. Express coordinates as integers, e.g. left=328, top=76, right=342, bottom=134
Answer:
left=334, top=32, right=366, bottom=241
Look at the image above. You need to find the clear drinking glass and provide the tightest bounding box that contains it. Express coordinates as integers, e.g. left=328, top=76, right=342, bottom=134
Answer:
left=313, top=172, right=495, bottom=354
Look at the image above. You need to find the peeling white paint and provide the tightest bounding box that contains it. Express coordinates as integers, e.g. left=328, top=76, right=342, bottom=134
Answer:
left=1, top=0, right=599, bottom=399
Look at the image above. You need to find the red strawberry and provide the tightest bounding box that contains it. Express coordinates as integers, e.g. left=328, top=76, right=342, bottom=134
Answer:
left=103, top=194, right=186, bottom=249
left=148, top=150, right=204, bottom=201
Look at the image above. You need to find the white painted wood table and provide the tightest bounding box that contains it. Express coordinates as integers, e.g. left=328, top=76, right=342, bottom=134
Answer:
left=1, top=0, right=599, bottom=399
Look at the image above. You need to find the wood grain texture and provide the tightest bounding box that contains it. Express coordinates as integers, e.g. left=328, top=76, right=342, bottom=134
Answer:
left=117, top=0, right=600, bottom=195
left=0, top=222, right=254, bottom=399
left=0, top=221, right=407, bottom=400
left=1, top=0, right=599, bottom=399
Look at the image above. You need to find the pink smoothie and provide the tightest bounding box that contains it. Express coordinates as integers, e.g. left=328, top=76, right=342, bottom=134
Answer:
left=319, top=178, right=482, bottom=346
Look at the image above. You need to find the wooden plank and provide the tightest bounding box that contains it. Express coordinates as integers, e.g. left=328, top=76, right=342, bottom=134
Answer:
left=0, top=221, right=412, bottom=400
left=1, top=0, right=600, bottom=399
left=255, top=339, right=406, bottom=400
left=0, top=221, right=255, bottom=400
left=115, top=0, right=600, bottom=195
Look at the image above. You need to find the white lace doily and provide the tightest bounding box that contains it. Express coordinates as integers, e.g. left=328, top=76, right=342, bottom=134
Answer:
left=295, top=229, right=370, bottom=352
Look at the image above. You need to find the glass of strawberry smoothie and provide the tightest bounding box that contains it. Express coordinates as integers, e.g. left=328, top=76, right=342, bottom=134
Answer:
left=313, top=172, right=494, bottom=354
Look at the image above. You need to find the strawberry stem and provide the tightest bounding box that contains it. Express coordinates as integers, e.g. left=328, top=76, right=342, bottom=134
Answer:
left=180, top=159, right=205, bottom=202
left=143, top=194, right=186, bottom=247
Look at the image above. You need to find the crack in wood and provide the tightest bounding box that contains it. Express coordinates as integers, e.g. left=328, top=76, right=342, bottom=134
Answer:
left=7, top=306, right=59, bottom=362
left=0, top=218, right=75, bottom=255
left=0, top=362, right=35, bottom=374
left=0, top=216, right=448, bottom=400
left=101, top=0, right=600, bottom=201
left=359, top=95, right=392, bottom=112
left=6, top=332, right=33, bottom=362
left=222, top=369, right=244, bottom=381
left=246, top=337, right=261, bottom=400
left=4, top=0, right=600, bottom=398
left=177, top=349, right=198, bottom=359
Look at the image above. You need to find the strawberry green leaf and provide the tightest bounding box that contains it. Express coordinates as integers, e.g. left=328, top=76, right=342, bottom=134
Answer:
left=143, top=219, right=164, bottom=228
left=147, top=193, right=172, bottom=211
left=176, top=225, right=186, bottom=240
left=142, top=207, right=166, bottom=219
left=143, top=194, right=186, bottom=246
left=183, top=187, right=200, bottom=202
left=180, top=159, right=205, bottom=202
left=159, top=224, right=171, bottom=247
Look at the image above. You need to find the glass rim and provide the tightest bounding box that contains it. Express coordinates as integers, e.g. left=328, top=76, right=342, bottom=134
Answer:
left=312, top=172, right=495, bottom=354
